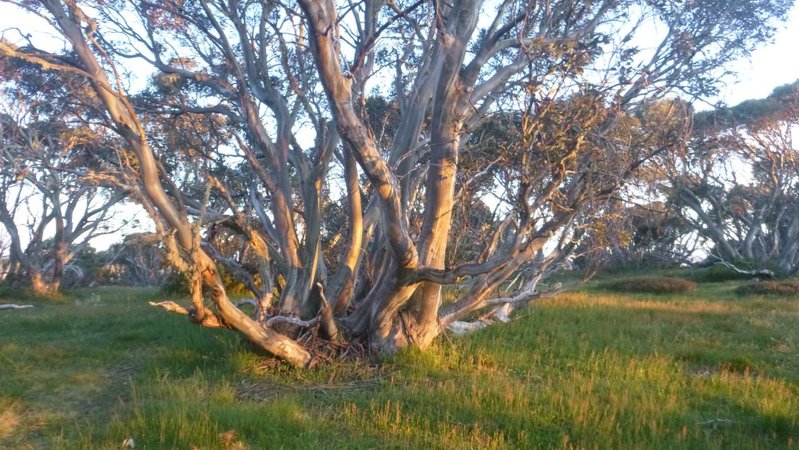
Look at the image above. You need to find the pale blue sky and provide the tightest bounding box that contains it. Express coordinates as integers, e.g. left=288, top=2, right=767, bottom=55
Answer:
left=714, top=4, right=799, bottom=106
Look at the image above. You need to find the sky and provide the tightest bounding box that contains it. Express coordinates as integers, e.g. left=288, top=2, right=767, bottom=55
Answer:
left=1, top=2, right=799, bottom=253
left=712, top=4, right=799, bottom=106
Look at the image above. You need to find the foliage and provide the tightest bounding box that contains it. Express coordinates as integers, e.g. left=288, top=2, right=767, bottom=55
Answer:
left=0, top=282, right=71, bottom=303
left=92, top=238, right=171, bottom=287
left=0, top=60, right=124, bottom=294
left=573, top=200, right=694, bottom=271
left=59, top=244, right=102, bottom=288
left=601, top=276, right=697, bottom=294
left=658, top=81, right=799, bottom=273
left=694, top=79, right=799, bottom=132
left=159, top=271, right=191, bottom=296
left=574, top=81, right=799, bottom=274
left=161, top=266, right=258, bottom=298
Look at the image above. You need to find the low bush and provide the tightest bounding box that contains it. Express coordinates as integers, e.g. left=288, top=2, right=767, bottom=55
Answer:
left=160, top=271, right=191, bottom=295
left=160, top=267, right=259, bottom=297
left=601, top=276, right=697, bottom=294
left=736, top=279, right=799, bottom=296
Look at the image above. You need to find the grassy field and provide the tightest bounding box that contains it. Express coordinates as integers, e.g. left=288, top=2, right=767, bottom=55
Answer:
left=0, top=276, right=797, bottom=449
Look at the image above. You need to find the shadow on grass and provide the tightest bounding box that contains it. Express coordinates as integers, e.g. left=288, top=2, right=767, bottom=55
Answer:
left=0, top=287, right=260, bottom=447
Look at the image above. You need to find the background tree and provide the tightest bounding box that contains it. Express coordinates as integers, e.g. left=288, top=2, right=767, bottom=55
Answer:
left=0, top=67, right=126, bottom=294
left=661, top=81, right=799, bottom=274
left=90, top=234, right=170, bottom=286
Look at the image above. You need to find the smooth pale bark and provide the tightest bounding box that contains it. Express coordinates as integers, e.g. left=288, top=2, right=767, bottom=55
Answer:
left=298, top=0, right=419, bottom=271
left=298, top=0, right=556, bottom=351
left=326, top=146, right=364, bottom=315
left=414, top=1, right=482, bottom=341
left=1, top=204, right=68, bottom=294
left=0, top=200, right=29, bottom=284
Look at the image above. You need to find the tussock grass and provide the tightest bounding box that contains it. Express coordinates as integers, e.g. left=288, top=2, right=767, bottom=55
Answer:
left=1, top=283, right=797, bottom=448
left=737, top=279, right=799, bottom=297
left=600, top=276, right=697, bottom=294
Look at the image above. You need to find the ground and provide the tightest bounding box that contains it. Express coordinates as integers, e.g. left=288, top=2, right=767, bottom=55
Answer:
left=0, top=274, right=797, bottom=449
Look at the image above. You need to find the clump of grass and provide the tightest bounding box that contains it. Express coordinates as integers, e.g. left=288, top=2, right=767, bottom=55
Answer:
left=736, top=279, right=799, bottom=297
left=601, top=276, right=697, bottom=294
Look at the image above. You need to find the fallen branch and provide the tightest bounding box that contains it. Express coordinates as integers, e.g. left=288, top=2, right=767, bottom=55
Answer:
left=715, top=260, right=775, bottom=279
left=149, top=300, right=191, bottom=315
left=236, top=298, right=258, bottom=308
left=490, top=302, right=513, bottom=323
left=0, top=304, right=34, bottom=310
left=446, top=303, right=513, bottom=335
left=446, top=282, right=564, bottom=335
left=447, top=320, right=488, bottom=335
left=148, top=300, right=225, bottom=328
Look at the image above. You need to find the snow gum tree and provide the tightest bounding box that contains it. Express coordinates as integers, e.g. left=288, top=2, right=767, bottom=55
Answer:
left=0, top=0, right=791, bottom=365
left=662, top=81, right=799, bottom=274
left=0, top=61, right=125, bottom=294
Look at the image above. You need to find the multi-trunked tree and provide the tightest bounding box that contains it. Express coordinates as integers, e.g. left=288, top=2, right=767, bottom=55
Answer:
left=0, top=0, right=790, bottom=365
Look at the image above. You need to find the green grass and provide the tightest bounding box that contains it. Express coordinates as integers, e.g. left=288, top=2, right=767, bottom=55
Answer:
left=1, top=282, right=798, bottom=449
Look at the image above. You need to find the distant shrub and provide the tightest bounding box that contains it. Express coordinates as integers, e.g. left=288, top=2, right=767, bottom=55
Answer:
left=602, top=276, right=697, bottom=294
left=736, top=279, right=799, bottom=297
left=160, top=268, right=255, bottom=297
left=160, top=272, right=191, bottom=295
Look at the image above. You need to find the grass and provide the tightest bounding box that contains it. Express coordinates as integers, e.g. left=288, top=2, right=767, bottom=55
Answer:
left=0, top=281, right=798, bottom=449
